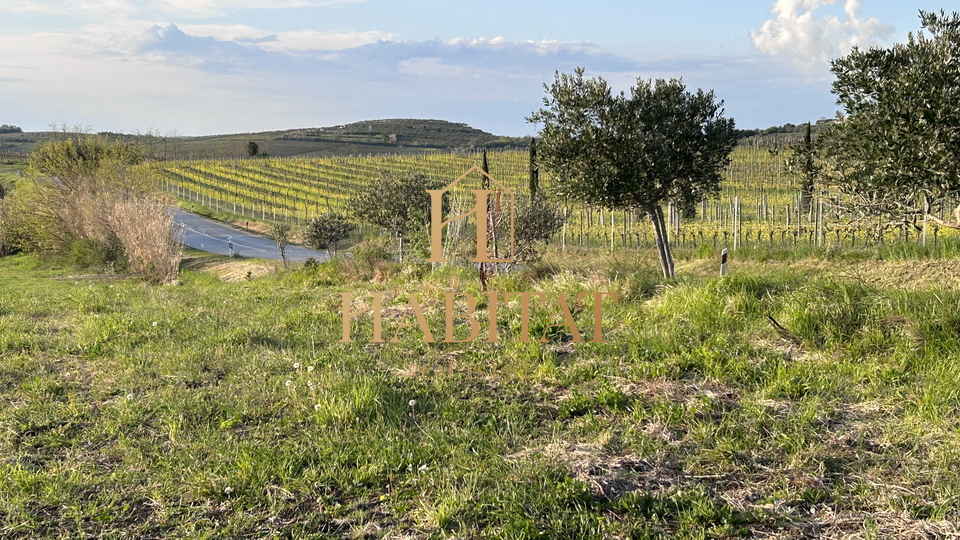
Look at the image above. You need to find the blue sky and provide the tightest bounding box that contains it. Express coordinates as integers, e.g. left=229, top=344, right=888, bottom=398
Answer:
left=1, top=0, right=954, bottom=136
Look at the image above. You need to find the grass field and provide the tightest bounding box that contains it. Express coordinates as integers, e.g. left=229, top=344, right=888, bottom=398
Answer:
left=3, top=243, right=960, bottom=538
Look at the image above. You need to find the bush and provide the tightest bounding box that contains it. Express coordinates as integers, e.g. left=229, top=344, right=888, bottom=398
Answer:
left=0, top=134, right=183, bottom=281
left=66, top=236, right=126, bottom=271
left=349, top=240, right=397, bottom=280
left=0, top=179, right=61, bottom=254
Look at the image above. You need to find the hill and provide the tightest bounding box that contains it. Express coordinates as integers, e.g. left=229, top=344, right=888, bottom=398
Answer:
left=0, top=119, right=529, bottom=162
left=277, top=119, right=523, bottom=149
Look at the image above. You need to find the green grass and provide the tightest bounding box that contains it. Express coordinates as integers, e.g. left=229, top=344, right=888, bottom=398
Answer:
left=2, top=250, right=960, bottom=538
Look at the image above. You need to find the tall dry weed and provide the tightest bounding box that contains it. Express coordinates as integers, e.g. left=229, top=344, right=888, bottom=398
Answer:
left=109, top=196, right=184, bottom=284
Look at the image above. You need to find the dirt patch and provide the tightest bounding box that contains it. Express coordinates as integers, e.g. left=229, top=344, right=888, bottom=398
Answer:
left=614, top=376, right=739, bottom=407
left=206, top=261, right=275, bottom=282
left=180, top=255, right=275, bottom=282
left=510, top=442, right=676, bottom=500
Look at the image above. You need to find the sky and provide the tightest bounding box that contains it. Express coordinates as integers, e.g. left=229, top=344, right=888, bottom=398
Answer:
left=1, top=0, right=955, bottom=136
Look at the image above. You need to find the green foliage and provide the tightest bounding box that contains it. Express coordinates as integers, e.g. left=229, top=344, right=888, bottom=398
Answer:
left=245, top=140, right=259, bottom=157
left=351, top=239, right=395, bottom=273
left=29, top=134, right=144, bottom=185
left=304, top=212, right=356, bottom=255
left=0, top=178, right=60, bottom=254
left=529, top=68, right=738, bottom=211
left=0, top=124, right=22, bottom=134
left=511, top=195, right=566, bottom=265
left=819, top=10, right=960, bottom=227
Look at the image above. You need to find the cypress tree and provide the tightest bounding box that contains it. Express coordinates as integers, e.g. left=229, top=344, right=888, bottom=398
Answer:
left=529, top=138, right=539, bottom=198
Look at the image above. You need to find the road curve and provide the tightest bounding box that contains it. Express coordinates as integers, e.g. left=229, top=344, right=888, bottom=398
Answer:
left=173, top=210, right=329, bottom=263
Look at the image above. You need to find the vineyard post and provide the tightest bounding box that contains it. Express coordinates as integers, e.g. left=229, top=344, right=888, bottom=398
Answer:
left=622, top=208, right=627, bottom=247
left=579, top=209, right=584, bottom=246
left=562, top=207, right=568, bottom=252
left=610, top=209, right=615, bottom=251
left=816, top=192, right=824, bottom=247
left=733, top=196, right=740, bottom=250
left=674, top=203, right=680, bottom=240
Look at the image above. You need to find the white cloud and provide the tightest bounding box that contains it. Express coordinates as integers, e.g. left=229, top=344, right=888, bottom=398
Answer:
left=176, top=24, right=394, bottom=51
left=751, top=0, right=893, bottom=72
left=1, top=0, right=137, bottom=16
left=152, top=0, right=364, bottom=18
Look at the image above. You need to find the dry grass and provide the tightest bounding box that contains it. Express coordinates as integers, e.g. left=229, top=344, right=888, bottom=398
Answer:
left=109, top=196, right=184, bottom=284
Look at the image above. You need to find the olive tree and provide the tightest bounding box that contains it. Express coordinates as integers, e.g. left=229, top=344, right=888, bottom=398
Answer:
left=348, top=172, right=446, bottom=262
left=818, top=10, right=960, bottom=232
left=528, top=68, right=738, bottom=277
left=305, top=212, right=355, bottom=256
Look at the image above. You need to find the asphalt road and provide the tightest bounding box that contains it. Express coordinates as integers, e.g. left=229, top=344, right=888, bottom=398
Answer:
left=173, top=210, right=329, bottom=263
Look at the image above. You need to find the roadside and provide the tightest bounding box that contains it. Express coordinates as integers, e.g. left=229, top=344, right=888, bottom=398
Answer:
left=173, top=209, right=329, bottom=263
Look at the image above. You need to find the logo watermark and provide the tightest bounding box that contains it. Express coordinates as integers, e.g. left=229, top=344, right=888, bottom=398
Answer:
left=340, top=167, right=617, bottom=344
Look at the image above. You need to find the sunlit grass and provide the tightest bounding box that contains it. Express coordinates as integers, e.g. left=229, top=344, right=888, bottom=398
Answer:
left=2, top=248, right=960, bottom=538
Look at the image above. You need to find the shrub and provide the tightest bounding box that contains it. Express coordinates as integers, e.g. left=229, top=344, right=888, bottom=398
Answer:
left=267, top=221, right=292, bottom=267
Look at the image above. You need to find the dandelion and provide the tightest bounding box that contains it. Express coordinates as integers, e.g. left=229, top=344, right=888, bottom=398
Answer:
left=152, top=321, right=158, bottom=327
left=285, top=380, right=292, bottom=387
left=307, top=366, right=314, bottom=372
left=293, top=362, right=300, bottom=369
left=314, top=404, right=322, bottom=411
left=408, top=399, right=416, bottom=407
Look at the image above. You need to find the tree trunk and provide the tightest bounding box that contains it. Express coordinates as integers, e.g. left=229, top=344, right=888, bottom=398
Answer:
left=656, top=205, right=675, bottom=277
left=647, top=204, right=674, bottom=278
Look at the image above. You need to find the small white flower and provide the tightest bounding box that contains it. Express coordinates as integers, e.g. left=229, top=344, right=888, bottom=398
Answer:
left=307, top=366, right=314, bottom=372
left=224, top=486, right=234, bottom=494
left=314, top=404, right=322, bottom=410
left=285, top=380, right=292, bottom=387
left=307, top=381, right=315, bottom=388
left=408, top=399, right=416, bottom=407
left=126, top=393, right=134, bottom=399
left=152, top=321, right=158, bottom=327
left=64, top=372, right=70, bottom=377
left=293, top=362, right=301, bottom=369
left=407, top=463, right=413, bottom=471
left=418, top=464, right=428, bottom=472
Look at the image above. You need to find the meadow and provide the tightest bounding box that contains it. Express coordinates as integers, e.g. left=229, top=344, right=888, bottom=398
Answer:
left=3, top=241, right=960, bottom=538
